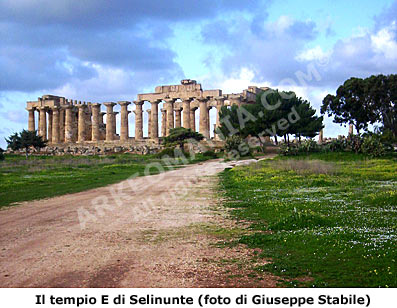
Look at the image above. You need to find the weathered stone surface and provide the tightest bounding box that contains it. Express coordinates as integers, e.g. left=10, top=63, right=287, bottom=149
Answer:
left=25, top=80, right=266, bottom=152
left=104, top=102, right=116, bottom=141
left=119, top=101, right=131, bottom=141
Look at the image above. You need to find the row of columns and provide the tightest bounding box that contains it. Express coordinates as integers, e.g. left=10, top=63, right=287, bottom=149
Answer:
left=27, top=96, right=227, bottom=143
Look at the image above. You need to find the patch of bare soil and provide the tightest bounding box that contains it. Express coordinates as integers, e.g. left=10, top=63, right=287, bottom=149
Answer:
left=0, top=158, right=278, bottom=287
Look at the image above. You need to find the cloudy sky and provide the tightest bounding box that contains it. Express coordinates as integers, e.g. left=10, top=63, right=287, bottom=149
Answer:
left=1, top=0, right=397, bottom=147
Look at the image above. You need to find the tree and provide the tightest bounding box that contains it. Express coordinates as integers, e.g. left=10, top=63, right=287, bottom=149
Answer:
left=5, top=130, right=47, bottom=159
left=217, top=89, right=295, bottom=146
left=216, top=89, right=322, bottom=148
left=0, top=148, right=4, bottom=161
left=291, top=98, right=324, bottom=141
left=321, top=74, right=397, bottom=137
left=162, top=127, right=204, bottom=149
left=321, top=77, right=376, bottom=134
left=365, top=74, right=397, bottom=138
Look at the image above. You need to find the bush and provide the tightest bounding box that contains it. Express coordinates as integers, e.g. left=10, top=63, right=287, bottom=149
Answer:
left=345, top=135, right=363, bottom=153
left=280, top=139, right=319, bottom=156
left=298, top=139, right=320, bottom=153
left=224, top=135, right=243, bottom=152
left=155, top=147, right=189, bottom=159
left=323, top=139, right=346, bottom=152
left=279, top=144, right=299, bottom=156
left=361, top=135, right=386, bottom=157
left=202, top=150, right=218, bottom=158
left=224, top=135, right=253, bottom=159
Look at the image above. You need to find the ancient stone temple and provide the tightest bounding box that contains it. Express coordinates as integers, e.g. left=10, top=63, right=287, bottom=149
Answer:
left=26, top=80, right=268, bottom=147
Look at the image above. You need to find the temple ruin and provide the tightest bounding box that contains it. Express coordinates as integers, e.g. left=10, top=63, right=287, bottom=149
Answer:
left=26, top=80, right=268, bottom=147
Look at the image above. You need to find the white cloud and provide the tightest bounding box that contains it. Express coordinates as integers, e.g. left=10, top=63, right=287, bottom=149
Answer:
left=371, top=22, right=397, bottom=60
left=295, top=46, right=331, bottom=63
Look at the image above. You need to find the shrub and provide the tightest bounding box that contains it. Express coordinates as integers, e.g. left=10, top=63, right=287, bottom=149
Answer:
left=224, top=135, right=243, bottom=152
left=224, top=135, right=253, bottom=159
left=279, top=144, right=299, bottom=156
left=361, top=135, right=386, bottom=157
left=202, top=150, right=218, bottom=158
left=155, top=147, right=189, bottom=159
left=345, top=135, right=363, bottom=153
left=323, top=139, right=346, bottom=152
left=298, top=139, right=320, bottom=153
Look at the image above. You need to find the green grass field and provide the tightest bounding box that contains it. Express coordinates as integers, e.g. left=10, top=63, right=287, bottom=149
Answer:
left=219, top=152, right=397, bottom=287
left=0, top=153, right=213, bottom=208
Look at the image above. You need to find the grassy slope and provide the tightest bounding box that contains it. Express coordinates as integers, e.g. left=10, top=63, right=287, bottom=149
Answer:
left=0, top=153, right=213, bottom=208
left=219, top=152, right=397, bottom=287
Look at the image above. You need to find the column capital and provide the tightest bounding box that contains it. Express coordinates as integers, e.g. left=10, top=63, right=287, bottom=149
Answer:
left=38, top=106, right=48, bottom=111
left=103, top=102, right=116, bottom=107
left=182, top=97, right=194, bottom=103
left=118, top=101, right=131, bottom=106
left=133, top=100, right=144, bottom=106
left=191, top=106, right=198, bottom=111
left=164, top=98, right=176, bottom=104
left=197, top=96, right=210, bottom=102
left=51, top=106, right=60, bottom=111
left=91, top=103, right=101, bottom=108
left=76, top=104, right=86, bottom=109
left=161, top=108, right=167, bottom=113
left=26, top=107, right=35, bottom=111
left=149, top=99, right=162, bottom=105
left=215, top=96, right=226, bottom=102
left=174, top=107, right=182, bottom=112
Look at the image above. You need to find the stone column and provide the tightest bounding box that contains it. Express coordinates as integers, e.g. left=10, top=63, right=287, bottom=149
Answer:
left=112, top=112, right=118, bottom=139
left=199, top=98, right=209, bottom=139
left=119, top=101, right=131, bottom=141
left=133, top=101, right=144, bottom=140
left=150, top=100, right=160, bottom=139
left=64, top=106, right=74, bottom=143
left=99, top=112, right=106, bottom=140
left=165, top=99, right=175, bottom=135
left=215, top=97, right=225, bottom=128
left=77, top=104, right=86, bottom=142
left=175, top=107, right=182, bottom=128
left=59, top=108, right=65, bottom=142
left=72, top=107, right=78, bottom=142
left=38, top=107, right=47, bottom=139
left=99, top=112, right=105, bottom=125
left=104, top=102, right=116, bottom=142
left=318, top=129, right=324, bottom=144
left=51, top=107, right=60, bottom=143
left=85, top=106, right=92, bottom=141
left=182, top=99, right=191, bottom=129
left=27, top=108, right=35, bottom=132
left=161, top=108, right=167, bottom=137
left=349, top=124, right=354, bottom=135
left=47, top=109, right=53, bottom=142
left=190, top=107, right=197, bottom=131
left=91, top=103, right=101, bottom=141
left=146, top=109, right=151, bottom=138
left=215, top=97, right=225, bottom=140
left=207, top=106, right=211, bottom=136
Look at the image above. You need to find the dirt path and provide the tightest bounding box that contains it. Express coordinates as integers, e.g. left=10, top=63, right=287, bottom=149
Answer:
left=0, top=158, right=277, bottom=287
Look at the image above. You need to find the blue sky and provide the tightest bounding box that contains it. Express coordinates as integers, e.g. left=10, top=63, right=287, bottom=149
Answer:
left=1, top=0, right=397, bottom=148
